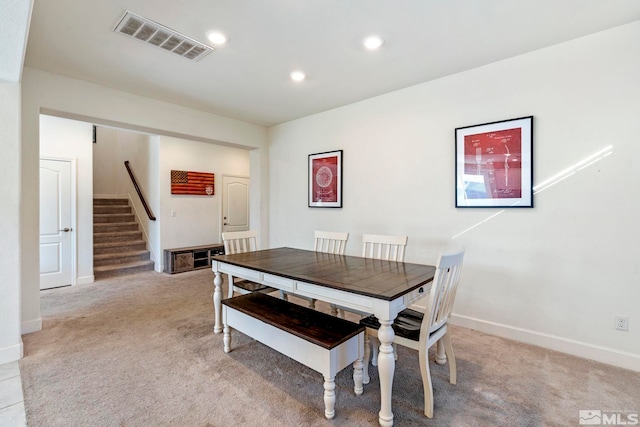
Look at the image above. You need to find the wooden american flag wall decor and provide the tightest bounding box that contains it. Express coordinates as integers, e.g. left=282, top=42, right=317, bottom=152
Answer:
left=170, top=170, right=215, bottom=195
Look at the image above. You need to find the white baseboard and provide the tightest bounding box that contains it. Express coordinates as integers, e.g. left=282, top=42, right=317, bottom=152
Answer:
left=450, top=314, right=640, bottom=372
left=77, top=275, right=94, bottom=285
left=22, top=317, right=42, bottom=335
left=0, top=341, right=23, bottom=364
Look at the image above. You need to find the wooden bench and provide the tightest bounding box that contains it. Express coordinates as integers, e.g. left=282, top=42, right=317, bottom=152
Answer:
left=222, top=292, right=365, bottom=419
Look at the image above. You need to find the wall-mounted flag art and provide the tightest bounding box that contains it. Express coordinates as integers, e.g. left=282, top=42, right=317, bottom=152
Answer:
left=170, top=170, right=215, bottom=196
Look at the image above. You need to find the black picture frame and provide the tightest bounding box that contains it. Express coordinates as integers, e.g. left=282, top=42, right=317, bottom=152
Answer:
left=308, top=150, right=343, bottom=208
left=455, top=116, right=533, bottom=208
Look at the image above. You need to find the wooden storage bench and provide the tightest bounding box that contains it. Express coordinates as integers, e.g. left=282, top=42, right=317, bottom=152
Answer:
left=222, top=293, right=365, bottom=419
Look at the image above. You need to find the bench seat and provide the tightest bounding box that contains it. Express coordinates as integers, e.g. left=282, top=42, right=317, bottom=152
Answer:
left=222, top=293, right=365, bottom=419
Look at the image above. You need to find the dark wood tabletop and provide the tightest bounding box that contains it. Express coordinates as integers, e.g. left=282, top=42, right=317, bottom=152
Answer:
left=213, top=247, right=436, bottom=301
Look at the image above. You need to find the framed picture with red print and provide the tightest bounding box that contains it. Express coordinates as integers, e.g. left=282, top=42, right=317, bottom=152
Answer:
left=455, top=116, right=533, bottom=208
left=308, top=150, right=342, bottom=208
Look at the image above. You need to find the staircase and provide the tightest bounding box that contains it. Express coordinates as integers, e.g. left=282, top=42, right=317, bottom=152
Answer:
left=93, top=198, right=154, bottom=279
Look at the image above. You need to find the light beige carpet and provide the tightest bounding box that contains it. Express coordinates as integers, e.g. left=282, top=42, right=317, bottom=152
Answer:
left=20, top=269, right=639, bottom=426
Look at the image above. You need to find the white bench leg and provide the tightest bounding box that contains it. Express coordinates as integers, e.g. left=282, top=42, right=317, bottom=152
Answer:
left=323, top=376, right=336, bottom=419
left=223, top=324, right=232, bottom=353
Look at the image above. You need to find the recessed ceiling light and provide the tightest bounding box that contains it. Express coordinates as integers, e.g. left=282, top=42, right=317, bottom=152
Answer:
left=290, top=70, right=306, bottom=82
left=206, top=31, right=228, bottom=45
left=363, top=35, right=384, bottom=50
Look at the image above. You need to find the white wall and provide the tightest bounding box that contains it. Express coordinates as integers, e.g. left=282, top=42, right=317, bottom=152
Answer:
left=40, top=115, right=94, bottom=285
left=93, top=127, right=151, bottom=196
left=20, top=68, right=268, bottom=338
left=0, top=82, right=23, bottom=364
left=268, top=22, right=640, bottom=371
left=158, top=136, right=250, bottom=268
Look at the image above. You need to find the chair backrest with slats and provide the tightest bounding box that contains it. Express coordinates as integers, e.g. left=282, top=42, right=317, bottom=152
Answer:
left=222, top=230, right=258, bottom=255
left=420, top=249, right=465, bottom=342
left=314, top=230, right=349, bottom=255
left=362, top=234, right=408, bottom=262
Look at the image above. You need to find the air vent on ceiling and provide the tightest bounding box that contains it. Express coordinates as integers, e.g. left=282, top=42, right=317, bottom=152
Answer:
left=113, top=11, right=212, bottom=61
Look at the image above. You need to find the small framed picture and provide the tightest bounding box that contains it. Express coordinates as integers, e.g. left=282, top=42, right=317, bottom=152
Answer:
left=309, top=150, right=342, bottom=208
left=455, top=116, right=533, bottom=208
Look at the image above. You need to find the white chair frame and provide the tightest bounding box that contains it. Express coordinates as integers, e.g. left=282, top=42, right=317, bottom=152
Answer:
left=360, top=234, right=408, bottom=364
left=314, top=230, right=349, bottom=255
left=222, top=230, right=274, bottom=298
left=362, top=233, right=407, bottom=262
left=363, top=249, right=465, bottom=418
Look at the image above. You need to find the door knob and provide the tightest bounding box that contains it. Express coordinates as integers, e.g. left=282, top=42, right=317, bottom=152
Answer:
left=59, top=228, right=72, bottom=232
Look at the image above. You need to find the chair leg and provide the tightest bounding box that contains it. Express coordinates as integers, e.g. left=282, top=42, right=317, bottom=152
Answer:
left=279, top=290, right=288, bottom=301
left=371, top=336, right=379, bottom=366
left=363, top=332, right=371, bottom=384
left=418, top=345, right=434, bottom=418
left=442, top=333, right=457, bottom=385
left=435, top=339, right=447, bottom=365
left=308, top=298, right=316, bottom=309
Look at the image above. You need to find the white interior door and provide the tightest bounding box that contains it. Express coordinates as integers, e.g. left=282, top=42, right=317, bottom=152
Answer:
left=222, top=176, right=250, bottom=233
left=40, top=159, right=73, bottom=289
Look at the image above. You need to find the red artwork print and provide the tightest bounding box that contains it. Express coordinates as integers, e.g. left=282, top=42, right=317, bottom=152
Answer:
left=464, top=128, right=522, bottom=199
left=312, top=156, right=338, bottom=202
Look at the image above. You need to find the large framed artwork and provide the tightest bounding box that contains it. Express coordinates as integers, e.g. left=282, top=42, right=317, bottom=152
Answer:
left=455, top=116, right=533, bottom=208
left=309, top=150, right=342, bottom=208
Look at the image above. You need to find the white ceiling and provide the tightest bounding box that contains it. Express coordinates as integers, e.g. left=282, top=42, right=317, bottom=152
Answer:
left=22, top=1, right=640, bottom=127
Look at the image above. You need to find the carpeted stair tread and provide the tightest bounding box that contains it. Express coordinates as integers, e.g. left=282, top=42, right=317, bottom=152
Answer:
left=93, top=198, right=129, bottom=205
left=93, top=260, right=155, bottom=278
left=94, top=222, right=139, bottom=232
left=94, top=240, right=147, bottom=249
left=94, top=250, right=149, bottom=260
left=94, top=230, right=143, bottom=238
left=94, top=250, right=151, bottom=267
left=94, top=260, right=154, bottom=272
left=94, top=232, right=143, bottom=244
left=94, top=213, right=136, bottom=223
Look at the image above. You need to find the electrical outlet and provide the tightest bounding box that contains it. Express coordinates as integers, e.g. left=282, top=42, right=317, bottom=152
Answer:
left=615, top=315, right=628, bottom=331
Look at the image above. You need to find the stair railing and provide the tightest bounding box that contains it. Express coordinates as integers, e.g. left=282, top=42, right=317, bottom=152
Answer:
left=124, top=161, right=156, bottom=221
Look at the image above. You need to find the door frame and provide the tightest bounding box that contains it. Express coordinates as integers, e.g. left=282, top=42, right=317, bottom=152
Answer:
left=40, top=156, right=78, bottom=287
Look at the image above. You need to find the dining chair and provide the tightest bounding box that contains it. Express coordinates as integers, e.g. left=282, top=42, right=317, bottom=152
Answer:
left=362, top=233, right=407, bottom=262
left=317, top=231, right=349, bottom=314
left=332, top=233, right=408, bottom=323
left=221, top=230, right=276, bottom=298
left=281, top=230, right=349, bottom=309
left=360, top=234, right=408, bottom=364
left=315, top=230, right=349, bottom=255
left=359, top=249, right=465, bottom=418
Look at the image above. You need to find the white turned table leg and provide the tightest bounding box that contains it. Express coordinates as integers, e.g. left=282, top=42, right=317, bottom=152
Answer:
left=213, top=271, right=223, bottom=334
left=377, top=320, right=395, bottom=427
left=363, top=333, right=371, bottom=384
left=323, top=376, right=336, bottom=419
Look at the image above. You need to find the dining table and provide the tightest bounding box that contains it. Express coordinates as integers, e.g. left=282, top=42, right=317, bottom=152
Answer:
left=211, top=247, right=436, bottom=427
